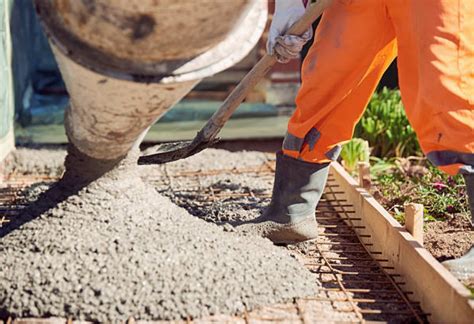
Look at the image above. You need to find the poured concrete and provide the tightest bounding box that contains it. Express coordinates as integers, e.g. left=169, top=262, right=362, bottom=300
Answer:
left=0, top=149, right=318, bottom=322
left=3, top=147, right=66, bottom=177
left=142, top=148, right=275, bottom=224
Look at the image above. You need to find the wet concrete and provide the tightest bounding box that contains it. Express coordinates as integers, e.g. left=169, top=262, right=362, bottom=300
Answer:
left=3, top=147, right=66, bottom=177
left=143, top=149, right=275, bottom=224
left=0, top=148, right=318, bottom=322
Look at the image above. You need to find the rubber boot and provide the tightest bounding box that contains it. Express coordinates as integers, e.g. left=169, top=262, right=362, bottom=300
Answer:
left=463, top=173, right=474, bottom=223
left=442, top=174, right=474, bottom=284
left=237, top=151, right=330, bottom=245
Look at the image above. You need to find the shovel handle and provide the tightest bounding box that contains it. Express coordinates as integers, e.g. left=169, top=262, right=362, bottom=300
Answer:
left=198, top=0, right=330, bottom=141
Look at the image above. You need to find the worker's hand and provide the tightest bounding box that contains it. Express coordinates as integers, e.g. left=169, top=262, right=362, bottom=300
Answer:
left=267, top=0, right=313, bottom=64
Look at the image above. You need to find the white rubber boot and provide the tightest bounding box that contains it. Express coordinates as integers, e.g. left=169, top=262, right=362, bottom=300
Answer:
left=442, top=174, right=474, bottom=284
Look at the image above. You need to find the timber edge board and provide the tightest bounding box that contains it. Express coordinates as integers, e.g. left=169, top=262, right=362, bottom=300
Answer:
left=329, top=162, right=474, bottom=324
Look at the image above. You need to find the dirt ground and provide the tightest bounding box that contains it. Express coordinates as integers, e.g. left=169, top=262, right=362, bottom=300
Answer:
left=423, top=215, right=473, bottom=262
left=368, top=157, right=473, bottom=265
left=424, top=214, right=474, bottom=290
left=373, top=182, right=473, bottom=265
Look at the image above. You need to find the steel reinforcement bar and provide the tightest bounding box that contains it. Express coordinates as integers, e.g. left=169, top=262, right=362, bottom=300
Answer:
left=1, top=155, right=473, bottom=322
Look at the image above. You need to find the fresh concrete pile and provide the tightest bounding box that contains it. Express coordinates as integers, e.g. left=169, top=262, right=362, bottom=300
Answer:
left=0, top=149, right=318, bottom=322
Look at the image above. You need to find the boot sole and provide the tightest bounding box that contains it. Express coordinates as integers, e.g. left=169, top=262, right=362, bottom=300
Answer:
left=273, top=237, right=317, bottom=246
left=267, top=218, right=318, bottom=245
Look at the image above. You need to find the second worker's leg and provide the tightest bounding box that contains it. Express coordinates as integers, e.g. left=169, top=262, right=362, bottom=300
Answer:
left=388, top=0, right=474, bottom=282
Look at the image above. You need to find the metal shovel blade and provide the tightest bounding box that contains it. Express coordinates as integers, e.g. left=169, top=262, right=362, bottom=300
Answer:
left=138, top=136, right=218, bottom=165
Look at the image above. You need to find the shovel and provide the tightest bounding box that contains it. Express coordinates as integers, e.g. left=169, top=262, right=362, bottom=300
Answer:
left=138, top=1, right=327, bottom=165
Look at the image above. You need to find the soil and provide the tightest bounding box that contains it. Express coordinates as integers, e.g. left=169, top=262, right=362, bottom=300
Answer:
left=366, top=157, right=473, bottom=265
left=0, top=149, right=319, bottom=322
left=424, top=214, right=473, bottom=262
left=371, top=188, right=472, bottom=264
left=369, top=162, right=473, bottom=289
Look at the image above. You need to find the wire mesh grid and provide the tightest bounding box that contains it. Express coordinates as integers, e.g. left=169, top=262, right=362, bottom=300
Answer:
left=148, top=156, right=429, bottom=323
left=0, top=156, right=429, bottom=323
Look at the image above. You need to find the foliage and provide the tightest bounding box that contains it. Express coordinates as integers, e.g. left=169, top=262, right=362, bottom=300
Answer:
left=371, top=158, right=469, bottom=223
left=338, top=88, right=468, bottom=226
left=340, top=138, right=370, bottom=173
left=354, top=87, right=420, bottom=158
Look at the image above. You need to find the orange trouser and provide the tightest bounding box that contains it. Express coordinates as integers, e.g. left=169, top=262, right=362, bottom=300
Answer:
left=283, top=0, right=474, bottom=175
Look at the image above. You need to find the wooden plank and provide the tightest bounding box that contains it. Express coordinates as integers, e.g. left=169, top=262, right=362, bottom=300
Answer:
left=357, top=162, right=371, bottom=190
left=329, top=162, right=474, bottom=323
left=405, top=203, right=424, bottom=246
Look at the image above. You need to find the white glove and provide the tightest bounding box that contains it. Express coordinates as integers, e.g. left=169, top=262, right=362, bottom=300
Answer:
left=267, top=0, right=313, bottom=64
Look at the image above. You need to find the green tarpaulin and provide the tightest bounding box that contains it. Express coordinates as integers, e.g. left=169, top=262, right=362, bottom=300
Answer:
left=0, top=0, right=14, bottom=161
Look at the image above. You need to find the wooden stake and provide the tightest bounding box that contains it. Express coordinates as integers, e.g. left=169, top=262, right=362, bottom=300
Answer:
left=358, top=162, right=371, bottom=190
left=404, top=203, right=424, bottom=246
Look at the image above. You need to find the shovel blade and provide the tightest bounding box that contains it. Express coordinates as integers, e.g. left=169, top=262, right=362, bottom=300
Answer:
left=138, top=138, right=218, bottom=165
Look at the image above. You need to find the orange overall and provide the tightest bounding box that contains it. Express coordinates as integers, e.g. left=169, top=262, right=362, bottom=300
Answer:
left=283, top=0, right=474, bottom=175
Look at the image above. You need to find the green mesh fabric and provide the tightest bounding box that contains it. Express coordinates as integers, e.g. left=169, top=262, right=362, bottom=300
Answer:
left=0, top=0, right=12, bottom=140
left=0, top=0, right=14, bottom=163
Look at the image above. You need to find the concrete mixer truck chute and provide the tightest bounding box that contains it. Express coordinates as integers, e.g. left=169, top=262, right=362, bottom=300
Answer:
left=33, top=0, right=267, bottom=183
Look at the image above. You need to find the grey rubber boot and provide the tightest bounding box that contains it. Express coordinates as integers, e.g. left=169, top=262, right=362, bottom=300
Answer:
left=442, top=174, right=474, bottom=283
left=237, top=151, right=330, bottom=245
left=463, top=174, right=474, bottom=224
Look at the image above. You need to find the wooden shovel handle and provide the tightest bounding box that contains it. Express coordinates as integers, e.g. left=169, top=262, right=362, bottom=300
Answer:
left=198, top=1, right=330, bottom=141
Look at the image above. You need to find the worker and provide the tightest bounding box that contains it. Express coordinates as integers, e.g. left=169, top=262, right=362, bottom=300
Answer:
left=238, top=0, right=473, bottom=279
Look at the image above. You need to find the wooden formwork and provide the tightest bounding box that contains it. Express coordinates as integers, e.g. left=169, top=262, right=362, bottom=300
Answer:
left=329, top=162, right=474, bottom=323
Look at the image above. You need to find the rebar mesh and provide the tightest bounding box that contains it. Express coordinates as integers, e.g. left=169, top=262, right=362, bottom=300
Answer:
left=0, top=155, right=429, bottom=323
